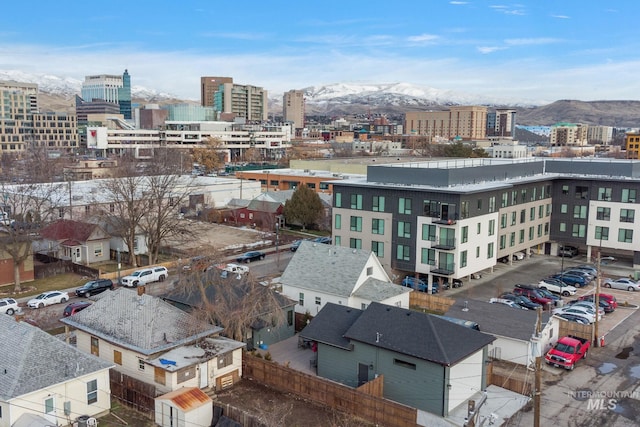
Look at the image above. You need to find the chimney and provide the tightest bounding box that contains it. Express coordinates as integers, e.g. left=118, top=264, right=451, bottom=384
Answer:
left=137, top=285, right=146, bottom=296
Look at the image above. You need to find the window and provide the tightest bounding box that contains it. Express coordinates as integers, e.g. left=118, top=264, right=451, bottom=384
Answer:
left=521, top=189, right=527, bottom=203
left=87, top=379, right=98, bottom=404
left=422, top=224, right=436, bottom=241
left=315, top=296, right=321, bottom=305
left=511, top=212, right=517, bottom=226
left=58, top=207, right=64, bottom=218
left=618, top=229, right=633, bottom=243
left=529, top=226, right=534, bottom=240
left=538, top=205, right=544, bottom=218
left=620, top=209, right=635, bottom=223
left=109, top=203, right=115, bottom=213
left=94, top=244, right=103, bottom=258
left=335, top=192, right=342, bottom=208
left=138, top=358, right=145, bottom=371
left=366, top=266, right=373, bottom=276
left=398, top=197, right=412, bottom=214
left=90, top=336, right=99, bottom=356
left=461, top=226, right=469, bottom=243
left=460, top=250, right=468, bottom=268
left=424, top=200, right=439, bottom=216
left=573, top=205, right=587, bottom=219
left=218, top=352, right=233, bottom=369
left=562, top=185, right=569, bottom=195
left=287, top=310, right=294, bottom=326
left=510, top=232, right=515, bottom=247
left=334, top=214, right=341, bottom=229
left=511, top=190, right=518, bottom=205
left=350, top=194, right=363, bottom=209
left=546, top=204, right=552, bottom=216
left=596, top=207, right=610, bottom=221
left=487, top=242, right=494, bottom=259
left=559, top=222, right=567, bottom=232
left=421, top=248, right=435, bottom=265
left=597, top=187, right=612, bottom=201
left=537, top=224, right=543, bottom=237
left=461, top=201, right=469, bottom=219
left=519, top=229, right=525, bottom=243
left=488, top=219, right=495, bottom=236
left=477, top=223, right=481, bottom=235
left=396, top=244, right=410, bottom=261
left=44, top=397, right=54, bottom=416
left=349, top=238, right=362, bottom=249
left=595, top=226, right=609, bottom=241
left=500, top=213, right=507, bottom=229
left=575, top=186, right=588, bottom=199
left=622, top=189, right=637, bottom=203
left=372, top=218, right=385, bottom=234
left=350, top=216, right=362, bottom=232
left=530, top=207, right=535, bottom=221
left=520, top=209, right=525, bottom=224
left=372, top=241, right=384, bottom=257
left=488, top=196, right=496, bottom=213
left=476, top=246, right=480, bottom=258
left=560, top=204, right=568, bottom=214
left=499, top=235, right=506, bottom=250
left=299, top=292, right=304, bottom=306
left=373, top=196, right=385, bottom=212
left=85, top=205, right=90, bottom=214
left=397, top=221, right=411, bottom=238
left=334, top=236, right=341, bottom=246
left=501, top=192, right=508, bottom=208
left=113, top=350, right=122, bottom=365
left=477, top=198, right=482, bottom=210
left=531, top=187, right=537, bottom=201
left=394, top=358, right=416, bottom=370
left=572, top=224, right=586, bottom=238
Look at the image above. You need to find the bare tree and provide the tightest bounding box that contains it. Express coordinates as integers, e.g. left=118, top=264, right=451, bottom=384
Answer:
left=192, top=137, right=224, bottom=173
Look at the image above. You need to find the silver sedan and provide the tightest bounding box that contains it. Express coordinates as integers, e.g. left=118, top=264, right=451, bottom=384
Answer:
left=603, top=278, right=640, bottom=291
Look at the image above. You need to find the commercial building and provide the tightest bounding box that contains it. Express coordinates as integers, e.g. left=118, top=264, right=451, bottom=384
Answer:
left=214, top=83, right=268, bottom=122
left=235, top=168, right=362, bottom=194
left=486, top=109, right=517, bottom=138
left=283, top=89, right=305, bottom=129
left=550, top=122, right=588, bottom=146
left=81, top=70, right=132, bottom=119
left=405, top=106, right=488, bottom=141
left=331, top=158, right=640, bottom=285
left=32, top=112, right=78, bottom=150
left=626, top=131, right=640, bottom=159
left=587, top=125, right=614, bottom=144
left=0, top=81, right=38, bottom=154
left=200, top=76, right=233, bottom=108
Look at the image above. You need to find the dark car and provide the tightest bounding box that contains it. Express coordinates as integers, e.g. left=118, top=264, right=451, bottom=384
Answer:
left=499, top=292, right=541, bottom=310
left=550, top=273, right=588, bottom=288
left=554, top=312, right=590, bottom=324
left=236, top=251, right=266, bottom=263
left=75, top=279, right=114, bottom=297
left=290, top=239, right=308, bottom=252
left=533, top=287, right=562, bottom=305
left=575, top=295, right=615, bottom=313
left=558, top=245, right=579, bottom=257
left=579, top=292, right=617, bottom=310
left=313, top=236, right=332, bottom=245
left=401, top=276, right=438, bottom=293
left=63, top=301, right=92, bottom=317
left=182, top=255, right=211, bottom=272
left=512, top=287, right=553, bottom=306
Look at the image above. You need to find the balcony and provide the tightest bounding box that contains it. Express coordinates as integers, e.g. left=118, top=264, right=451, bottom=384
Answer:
left=431, top=263, right=456, bottom=275
left=432, top=218, right=457, bottom=225
left=432, top=237, right=456, bottom=251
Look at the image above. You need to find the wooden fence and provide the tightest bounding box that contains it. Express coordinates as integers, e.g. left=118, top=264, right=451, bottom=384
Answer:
left=558, top=318, right=594, bottom=342
left=486, top=362, right=532, bottom=396
left=409, top=292, right=456, bottom=314
left=34, top=255, right=100, bottom=279
left=109, top=370, right=156, bottom=418
left=243, top=356, right=418, bottom=427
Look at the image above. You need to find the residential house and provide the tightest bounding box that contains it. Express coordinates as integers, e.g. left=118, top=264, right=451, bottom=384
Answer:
left=280, top=241, right=411, bottom=316
left=0, top=314, right=112, bottom=427
left=37, top=219, right=110, bottom=265
left=60, top=288, right=245, bottom=395
left=162, top=272, right=297, bottom=350
left=444, top=299, right=556, bottom=366
left=300, top=302, right=496, bottom=417
left=0, top=240, right=34, bottom=286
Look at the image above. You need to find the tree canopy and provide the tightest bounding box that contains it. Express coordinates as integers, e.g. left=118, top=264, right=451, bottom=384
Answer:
left=283, top=185, right=324, bottom=230
left=192, top=137, right=224, bottom=173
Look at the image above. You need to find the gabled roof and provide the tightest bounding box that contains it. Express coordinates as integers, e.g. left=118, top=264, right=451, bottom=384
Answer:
left=302, top=302, right=495, bottom=366
left=226, top=198, right=251, bottom=208
left=445, top=299, right=550, bottom=341
left=246, top=199, right=282, bottom=213
left=60, top=288, right=222, bottom=356
left=254, top=190, right=295, bottom=204
left=40, top=219, right=107, bottom=243
left=280, top=241, right=385, bottom=297
left=352, top=277, right=412, bottom=302
left=0, top=314, right=112, bottom=400
left=300, top=304, right=363, bottom=350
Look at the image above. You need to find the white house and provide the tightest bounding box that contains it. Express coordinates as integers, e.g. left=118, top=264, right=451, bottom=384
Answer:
left=280, top=241, right=412, bottom=315
left=0, top=315, right=113, bottom=427
left=60, top=288, right=246, bottom=395
left=155, top=387, right=213, bottom=427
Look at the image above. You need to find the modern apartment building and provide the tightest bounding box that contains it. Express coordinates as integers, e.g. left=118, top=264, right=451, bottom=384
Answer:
left=549, top=122, right=588, bottom=146
left=200, top=76, right=233, bottom=107
left=283, top=90, right=305, bottom=129
left=486, top=109, right=517, bottom=138
left=587, top=125, right=614, bottom=144
left=81, top=70, right=132, bottom=119
left=213, top=83, right=268, bottom=122
left=0, top=81, right=38, bottom=154
left=405, top=106, right=488, bottom=141
left=626, top=132, right=640, bottom=159
left=331, top=158, right=640, bottom=286
left=32, top=112, right=78, bottom=150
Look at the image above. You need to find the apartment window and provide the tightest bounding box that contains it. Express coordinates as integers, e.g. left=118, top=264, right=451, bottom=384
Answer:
left=501, top=192, right=508, bottom=208
left=350, top=238, right=362, bottom=249
left=315, top=296, right=321, bottom=305
left=421, top=248, right=435, bottom=265
left=397, top=221, right=411, bottom=238
left=335, top=192, right=342, bottom=208
left=537, top=224, right=543, bottom=237
left=334, top=236, right=341, bottom=246
left=521, top=189, right=527, bottom=203
left=597, top=187, right=612, bottom=201
left=487, top=242, right=494, bottom=259
left=372, top=218, right=385, bottom=235
left=350, top=194, right=363, bottom=209
left=546, top=204, right=552, bottom=216
left=299, top=292, right=304, bottom=306
left=398, top=197, right=412, bottom=214
left=562, top=185, right=569, bottom=195
left=461, top=201, right=469, bottom=219
left=90, top=336, right=99, bottom=356
left=488, top=196, right=496, bottom=213
left=87, top=379, right=98, bottom=404
left=595, top=226, right=609, bottom=241
left=373, top=196, right=385, bottom=212
left=575, top=186, right=589, bottom=199
left=519, top=229, right=525, bottom=243
left=511, top=190, right=518, bottom=205
left=620, top=209, right=635, bottom=223
left=529, top=226, right=534, bottom=240
left=573, top=205, right=587, bottom=219
left=499, top=235, right=506, bottom=250
left=422, top=224, right=436, bottom=241
left=461, top=226, right=469, bottom=243
left=350, top=216, right=362, bottom=232
left=530, top=207, right=535, bottom=221
left=538, top=205, right=544, bottom=218
left=531, top=187, right=537, bottom=201
left=396, top=244, right=410, bottom=261
left=424, top=200, right=439, bottom=216
left=618, top=229, right=633, bottom=243
left=545, top=223, right=550, bottom=235
left=477, top=199, right=482, bottom=210
left=500, top=213, right=507, bottom=229
left=476, top=246, right=480, bottom=258
left=476, top=223, right=481, bottom=235
left=372, top=241, right=384, bottom=257
left=510, top=232, right=516, bottom=247
left=460, top=250, right=468, bottom=268
left=511, top=212, right=516, bottom=226
left=218, top=352, right=233, bottom=369
left=559, top=222, right=567, bottom=232
left=519, top=209, right=526, bottom=224
left=596, top=207, right=610, bottom=221
left=622, top=189, right=637, bottom=203
left=572, top=224, right=586, bottom=238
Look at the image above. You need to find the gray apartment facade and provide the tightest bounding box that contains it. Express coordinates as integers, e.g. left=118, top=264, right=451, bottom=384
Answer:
left=331, top=158, right=640, bottom=286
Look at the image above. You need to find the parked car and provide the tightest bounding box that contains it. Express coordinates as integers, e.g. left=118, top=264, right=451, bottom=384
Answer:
left=528, top=287, right=562, bottom=306
left=120, top=266, right=169, bottom=287
left=0, top=297, right=19, bottom=315
left=558, top=245, right=579, bottom=257
left=236, top=251, right=266, bottom=263
left=549, top=273, right=589, bottom=288
left=313, top=236, right=332, bottom=245
left=182, top=256, right=211, bottom=272
left=27, top=291, right=69, bottom=309
left=401, top=276, right=438, bottom=293
left=545, top=335, right=590, bottom=370
left=554, top=313, right=591, bottom=325
left=579, top=293, right=617, bottom=310
left=512, top=286, right=553, bottom=306
left=538, top=278, right=577, bottom=296
left=498, top=293, right=541, bottom=310
left=75, top=279, right=114, bottom=297
left=290, top=239, right=306, bottom=252
left=512, top=251, right=526, bottom=260
left=562, top=269, right=595, bottom=282
left=489, top=297, right=527, bottom=309
left=552, top=306, right=598, bottom=323
left=63, top=301, right=92, bottom=317
left=603, top=278, right=640, bottom=291
left=574, top=296, right=614, bottom=313
left=566, top=301, right=605, bottom=317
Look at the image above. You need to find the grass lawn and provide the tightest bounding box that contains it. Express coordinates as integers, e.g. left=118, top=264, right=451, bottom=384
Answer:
left=0, top=273, right=87, bottom=299
left=98, top=400, right=157, bottom=427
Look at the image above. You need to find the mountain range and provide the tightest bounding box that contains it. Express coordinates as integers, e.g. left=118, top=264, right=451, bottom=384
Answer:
left=2, top=69, right=639, bottom=128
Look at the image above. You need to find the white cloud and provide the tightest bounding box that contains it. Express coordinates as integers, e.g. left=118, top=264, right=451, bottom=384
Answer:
left=551, top=14, right=571, bottom=19
left=407, top=34, right=440, bottom=44
left=450, top=1, right=469, bottom=4
left=505, top=37, right=561, bottom=46
left=477, top=46, right=506, bottom=54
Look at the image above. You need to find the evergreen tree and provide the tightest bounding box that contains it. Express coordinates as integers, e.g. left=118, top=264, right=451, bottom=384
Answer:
left=283, top=185, right=323, bottom=230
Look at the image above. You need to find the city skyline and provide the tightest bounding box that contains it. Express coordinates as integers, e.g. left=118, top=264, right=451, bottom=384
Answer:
left=1, top=1, right=638, bottom=103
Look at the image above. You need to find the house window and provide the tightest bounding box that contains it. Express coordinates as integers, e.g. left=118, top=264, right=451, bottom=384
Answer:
left=287, top=310, right=293, bottom=326
left=58, top=208, right=64, bottom=218
left=350, top=194, right=363, bottom=209
left=398, top=197, right=412, bottom=214
left=94, top=244, right=103, bottom=258
left=596, top=207, right=610, bottom=221
left=597, top=187, right=612, bottom=201
left=371, top=241, right=384, bottom=257
left=138, top=358, right=145, bottom=371
left=44, top=397, right=54, bottom=416
left=618, top=229, right=633, bottom=243
left=85, top=205, right=90, bottom=214
left=109, top=203, right=115, bottom=213
left=393, top=358, right=416, bottom=370
left=218, top=352, right=234, bottom=369
left=319, top=182, right=329, bottom=190
left=87, top=379, right=98, bottom=404
left=372, top=218, right=385, bottom=234
left=113, top=350, right=122, bottom=365
left=595, top=226, right=609, bottom=241
left=372, top=196, right=385, bottom=212
left=397, top=221, right=411, bottom=238
left=349, top=238, right=362, bottom=249
left=176, top=366, right=195, bottom=384
left=90, top=336, right=99, bottom=356
left=361, top=303, right=367, bottom=310
left=315, top=296, right=321, bottom=305
left=335, top=214, right=341, bottom=229
left=366, top=266, right=373, bottom=276
left=620, top=209, right=635, bottom=223
left=299, top=292, right=304, bottom=306
left=350, top=216, right=362, bottom=232
left=396, top=244, right=410, bottom=261
left=335, top=192, right=342, bottom=208
left=622, top=189, right=637, bottom=203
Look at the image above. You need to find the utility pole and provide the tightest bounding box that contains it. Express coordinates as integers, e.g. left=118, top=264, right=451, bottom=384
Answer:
left=534, top=305, right=543, bottom=427
left=594, top=249, right=601, bottom=347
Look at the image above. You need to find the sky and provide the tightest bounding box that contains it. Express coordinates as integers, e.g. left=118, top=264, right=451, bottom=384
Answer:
left=1, top=1, right=638, bottom=103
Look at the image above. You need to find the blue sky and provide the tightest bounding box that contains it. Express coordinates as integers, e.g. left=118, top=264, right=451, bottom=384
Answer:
left=0, top=1, right=637, bottom=103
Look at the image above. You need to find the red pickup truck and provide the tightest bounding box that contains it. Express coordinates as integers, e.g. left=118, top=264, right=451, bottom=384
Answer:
left=545, top=335, right=590, bottom=370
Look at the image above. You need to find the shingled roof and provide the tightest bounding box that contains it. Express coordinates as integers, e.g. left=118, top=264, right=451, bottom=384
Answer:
left=39, top=219, right=105, bottom=243
left=0, top=314, right=112, bottom=400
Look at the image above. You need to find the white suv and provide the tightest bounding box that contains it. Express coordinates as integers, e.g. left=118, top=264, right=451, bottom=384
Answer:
left=0, top=298, right=19, bottom=315
left=120, top=266, right=169, bottom=287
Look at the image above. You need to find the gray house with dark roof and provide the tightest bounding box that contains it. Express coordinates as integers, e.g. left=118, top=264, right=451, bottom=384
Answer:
left=0, top=314, right=113, bottom=427
left=445, top=299, right=557, bottom=366
left=300, top=302, right=495, bottom=417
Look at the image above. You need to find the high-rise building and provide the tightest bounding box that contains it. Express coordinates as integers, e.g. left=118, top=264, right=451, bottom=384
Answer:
left=0, top=81, right=38, bottom=154
left=487, top=109, right=516, bottom=138
left=81, top=70, right=132, bottom=119
left=283, top=90, right=305, bottom=129
left=549, top=123, right=588, bottom=146
left=405, top=106, right=488, bottom=141
left=626, top=132, right=640, bottom=159
left=200, top=76, right=233, bottom=107
left=213, top=83, right=268, bottom=122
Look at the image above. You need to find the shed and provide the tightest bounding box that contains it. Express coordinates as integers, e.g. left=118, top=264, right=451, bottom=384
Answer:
left=155, top=387, right=213, bottom=427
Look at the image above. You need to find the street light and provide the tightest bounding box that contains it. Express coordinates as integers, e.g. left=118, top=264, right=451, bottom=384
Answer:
left=275, top=221, right=280, bottom=270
